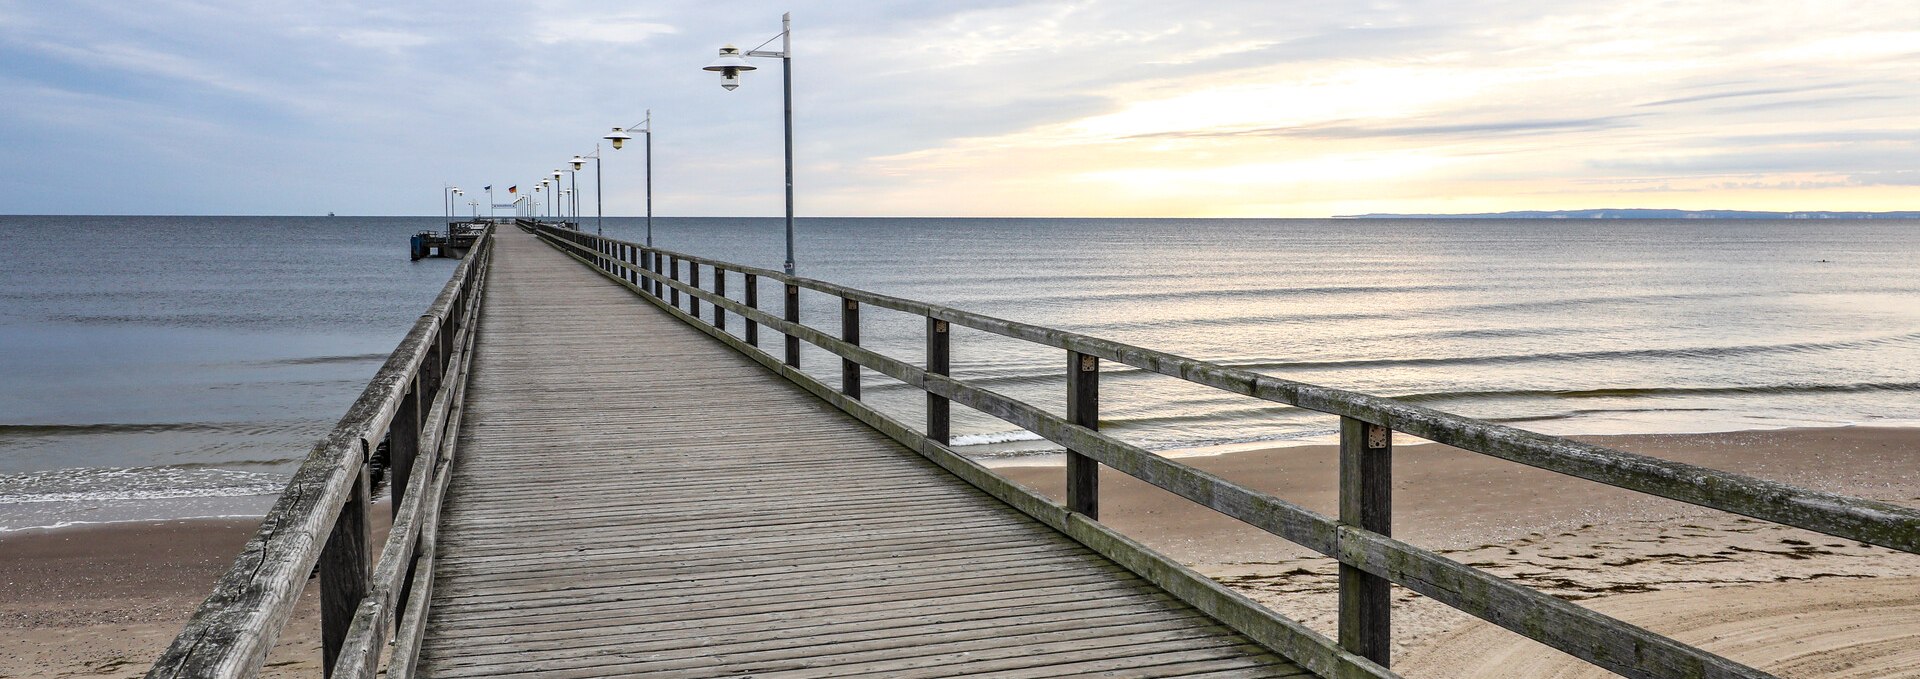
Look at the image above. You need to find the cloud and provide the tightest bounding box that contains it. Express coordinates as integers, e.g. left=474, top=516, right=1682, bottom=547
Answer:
left=1703, top=93, right=1904, bottom=114
left=1588, top=146, right=1917, bottom=175
left=1128, top=116, right=1637, bottom=141
left=336, top=29, right=436, bottom=52
left=530, top=17, right=677, bottom=45
left=1713, top=179, right=1855, bottom=190
left=1849, top=170, right=1920, bottom=186
left=3, top=0, right=1920, bottom=216
left=1636, top=83, right=1856, bottom=107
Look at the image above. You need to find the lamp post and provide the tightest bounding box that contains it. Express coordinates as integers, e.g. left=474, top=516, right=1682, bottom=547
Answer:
left=443, top=186, right=462, bottom=228
left=562, top=169, right=578, bottom=227
left=572, top=149, right=603, bottom=235
left=603, top=111, right=653, bottom=246
left=706, top=13, right=795, bottom=275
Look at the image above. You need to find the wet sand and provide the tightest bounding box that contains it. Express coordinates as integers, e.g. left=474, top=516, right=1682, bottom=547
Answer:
left=4, top=427, right=1915, bottom=677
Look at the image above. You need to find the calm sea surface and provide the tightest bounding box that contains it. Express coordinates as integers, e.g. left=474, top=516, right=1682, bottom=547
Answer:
left=3, top=215, right=1917, bottom=530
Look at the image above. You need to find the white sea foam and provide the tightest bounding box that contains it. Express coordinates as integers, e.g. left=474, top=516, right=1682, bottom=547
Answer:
left=948, top=430, right=1046, bottom=446
left=0, top=514, right=263, bottom=534
left=0, top=465, right=286, bottom=504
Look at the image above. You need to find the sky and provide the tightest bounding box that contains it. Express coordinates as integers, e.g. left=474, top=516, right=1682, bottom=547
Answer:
left=1, top=0, right=1917, bottom=217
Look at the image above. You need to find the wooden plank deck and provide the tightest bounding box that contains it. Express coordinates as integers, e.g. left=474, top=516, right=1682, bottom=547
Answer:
left=413, top=228, right=1313, bottom=678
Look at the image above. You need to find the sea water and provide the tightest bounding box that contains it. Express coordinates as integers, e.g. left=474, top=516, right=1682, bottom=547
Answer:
left=4, top=215, right=1917, bottom=529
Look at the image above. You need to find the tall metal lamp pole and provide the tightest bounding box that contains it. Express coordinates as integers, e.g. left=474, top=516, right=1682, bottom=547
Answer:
left=604, top=110, right=653, bottom=246
left=707, top=13, right=794, bottom=275
left=572, top=149, right=602, bottom=235
left=443, top=186, right=461, bottom=227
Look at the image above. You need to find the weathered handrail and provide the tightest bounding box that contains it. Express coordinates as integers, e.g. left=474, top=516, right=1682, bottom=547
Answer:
left=534, top=223, right=1917, bottom=679
left=149, top=226, right=494, bottom=679
left=328, top=230, right=491, bottom=679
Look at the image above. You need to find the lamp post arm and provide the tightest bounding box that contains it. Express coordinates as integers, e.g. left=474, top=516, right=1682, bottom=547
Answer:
left=619, top=111, right=653, bottom=136
left=744, top=13, right=789, bottom=59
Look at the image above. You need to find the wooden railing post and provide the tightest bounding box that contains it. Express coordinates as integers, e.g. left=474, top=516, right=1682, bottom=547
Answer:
left=927, top=318, right=950, bottom=445
left=669, top=256, right=681, bottom=307
left=419, top=339, right=442, bottom=404
left=1338, top=416, right=1393, bottom=667
left=319, top=465, right=371, bottom=676
left=391, top=379, right=423, bottom=629
left=436, top=314, right=453, bottom=379
left=784, top=283, right=801, bottom=368
left=841, top=298, right=860, bottom=398
left=651, top=252, right=662, bottom=298
left=713, top=267, right=727, bottom=330
left=744, top=273, right=760, bottom=347
left=389, top=377, right=420, bottom=514
left=639, top=248, right=651, bottom=295
left=621, top=244, right=632, bottom=285
left=688, top=262, right=702, bottom=317
left=1066, top=351, right=1099, bottom=518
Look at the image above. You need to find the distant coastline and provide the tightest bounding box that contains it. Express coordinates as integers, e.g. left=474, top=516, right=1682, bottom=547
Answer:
left=1339, top=208, right=1920, bottom=219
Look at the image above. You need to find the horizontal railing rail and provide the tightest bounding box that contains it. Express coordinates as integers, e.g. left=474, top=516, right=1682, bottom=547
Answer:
left=533, top=223, right=1917, bottom=679
left=149, top=226, right=494, bottom=679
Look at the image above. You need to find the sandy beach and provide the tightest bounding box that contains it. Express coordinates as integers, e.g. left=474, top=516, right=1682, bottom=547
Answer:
left=1006, top=425, right=1920, bottom=677
left=4, top=427, right=1915, bottom=677
left=0, top=507, right=391, bottom=679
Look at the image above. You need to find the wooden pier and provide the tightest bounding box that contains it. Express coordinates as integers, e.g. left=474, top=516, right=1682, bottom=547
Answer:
left=153, top=224, right=1920, bottom=679
left=414, top=227, right=1306, bottom=677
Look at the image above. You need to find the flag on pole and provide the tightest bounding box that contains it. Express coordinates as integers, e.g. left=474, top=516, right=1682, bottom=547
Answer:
left=507, top=185, right=517, bottom=194
left=483, top=185, right=492, bottom=191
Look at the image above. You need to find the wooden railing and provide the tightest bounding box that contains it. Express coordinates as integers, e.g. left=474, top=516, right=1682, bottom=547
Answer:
left=533, top=223, right=1919, bottom=679
left=148, top=226, right=494, bottom=679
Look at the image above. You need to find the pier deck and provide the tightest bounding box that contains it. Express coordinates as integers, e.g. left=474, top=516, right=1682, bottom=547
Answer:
left=414, top=228, right=1309, bottom=677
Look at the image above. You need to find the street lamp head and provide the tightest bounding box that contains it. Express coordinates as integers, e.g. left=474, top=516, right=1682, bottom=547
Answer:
left=704, top=45, right=756, bottom=91
left=604, top=127, right=631, bottom=150
left=552, top=169, right=563, bottom=180
left=571, top=155, right=586, bottom=170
